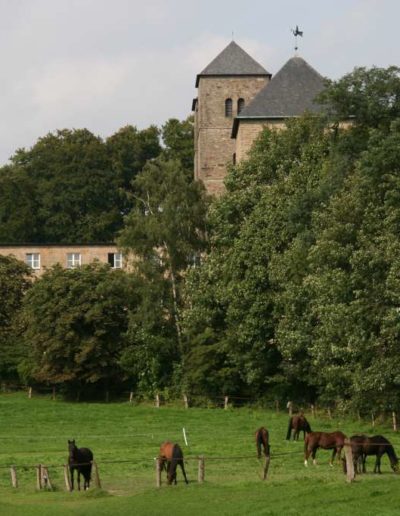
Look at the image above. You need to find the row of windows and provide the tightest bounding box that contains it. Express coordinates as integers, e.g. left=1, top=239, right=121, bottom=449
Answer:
left=225, top=98, right=245, bottom=117
left=25, top=252, right=123, bottom=270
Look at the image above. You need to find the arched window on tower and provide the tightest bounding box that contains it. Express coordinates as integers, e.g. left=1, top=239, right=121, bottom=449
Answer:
left=238, top=98, right=245, bottom=114
left=225, top=98, right=233, bottom=117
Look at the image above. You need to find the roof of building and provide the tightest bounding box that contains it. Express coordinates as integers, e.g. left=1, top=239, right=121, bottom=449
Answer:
left=195, top=41, right=270, bottom=87
left=232, top=56, right=327, bottom=136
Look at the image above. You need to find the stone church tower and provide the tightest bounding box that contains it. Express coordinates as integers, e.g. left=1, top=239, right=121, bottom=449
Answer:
left=193, top=41, right=270, bottom=195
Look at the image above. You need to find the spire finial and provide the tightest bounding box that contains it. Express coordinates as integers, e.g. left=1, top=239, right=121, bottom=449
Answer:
left=291, top=25, right=303, bottom=53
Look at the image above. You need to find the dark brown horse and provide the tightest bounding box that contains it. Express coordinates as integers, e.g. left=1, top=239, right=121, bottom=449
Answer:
left=350, top=435, right=399, bottom=474
left=255, top=427, right=270, bottom=459
left=68, top=439, right=93, bottom=491
left=159, top=441, right=188, bottom=485
left=304, top=431, right=346, bottom=466
left=286, top=413, right=312, bottom=441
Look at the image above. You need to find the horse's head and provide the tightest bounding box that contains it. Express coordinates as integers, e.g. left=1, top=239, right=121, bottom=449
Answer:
left=68, top=439, right=77, bottom=459
left=391, top=459, right=399, bottom=473
left=305, top=421, right=312, bottom=434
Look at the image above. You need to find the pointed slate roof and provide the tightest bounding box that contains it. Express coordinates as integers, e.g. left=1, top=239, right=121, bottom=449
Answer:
left=232, top=56, right=327, bottom=135
left=196, top=41, right=270, bottom=87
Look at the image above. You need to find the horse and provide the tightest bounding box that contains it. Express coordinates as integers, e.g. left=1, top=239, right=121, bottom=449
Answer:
left=255, top=427, right=270, bottom=459
left=350, top=434, right=399, bottom=474
left=68, top=439, right=93, bottom=491
left=158, top=441, right=188, bottom=485
left=286, top=412, right=312, bottom=441
left=304, top=431, right=346, bottom=466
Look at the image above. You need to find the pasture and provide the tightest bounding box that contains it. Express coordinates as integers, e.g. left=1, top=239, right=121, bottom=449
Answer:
left=0, top=393, right=400, bottom=515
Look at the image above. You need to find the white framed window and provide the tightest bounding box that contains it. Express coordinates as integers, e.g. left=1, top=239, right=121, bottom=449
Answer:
left=108, top=252, right=123, bottom=269
left=67, top=253, right=81, bottom=269
left=26, top=253, right=40, bottom=270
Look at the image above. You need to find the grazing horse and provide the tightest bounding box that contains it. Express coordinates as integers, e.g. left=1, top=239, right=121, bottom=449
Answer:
left=350, top=434, right=399, bottom=474
left=159, top=441, right=188, bottom=485
left=68, top=439, right=93, bottom=491
left=255, top=427, right=270, bottom=459
left=286, top=412, right=312, bottom=441
left=304, top=431, right=346, bottom=466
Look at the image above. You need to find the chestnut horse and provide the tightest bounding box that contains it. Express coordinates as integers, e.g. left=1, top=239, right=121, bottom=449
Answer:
left=286, top=413, right=312, bottom=441
left=350, top=434, right=399, bottom=474
left=255, top=427, right=270, bottom=459
left=304, top=431, right=346, bottom=466
left=159, top=441, right=188, bottom=485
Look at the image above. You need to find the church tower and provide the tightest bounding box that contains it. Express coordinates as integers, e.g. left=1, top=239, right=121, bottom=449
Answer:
left=193, top=41, right=270, bottom=195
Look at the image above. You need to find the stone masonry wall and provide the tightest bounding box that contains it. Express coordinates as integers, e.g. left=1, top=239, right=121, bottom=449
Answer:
left=195, top=76, right=269, bottom=194
left=235, top=119, right=286, bottom=162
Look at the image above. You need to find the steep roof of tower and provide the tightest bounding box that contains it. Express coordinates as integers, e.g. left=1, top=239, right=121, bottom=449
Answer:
left=195, top=41, right=270, bottom=87
left=237, top=56, right=327, bottom=119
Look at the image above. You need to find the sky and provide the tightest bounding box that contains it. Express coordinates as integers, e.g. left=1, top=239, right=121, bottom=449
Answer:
left=0, top=0, right=398, bottom=165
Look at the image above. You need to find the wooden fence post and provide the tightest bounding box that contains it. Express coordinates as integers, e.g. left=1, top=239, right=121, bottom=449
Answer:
left=224, top=396, right=229, bottom=410
left=10, top=466, right=17, bottom=488
left=327, top=408, right=332, bottom=420
left=371, top=412, right=375, bottom=428
left=183, top=394, right=189, bottom=409
left=311, top=404, right=316, bottom=418
left=344, top=439, right=355, bottom=483
left=287, top=401, right=293, bottom=417
left=41, top=465, right=53, bottom=490
left=263, top=455, right=271, bottom=480
left=156, top=458, right=161, bottom=488
left=275, top=400, right=280, bottom=413
left=36, top=464, right=42, bottom=490
left=92, top=461, right=101, bottom=488
left=393, top=412, right=397, bottom=432
left=28, top=386, right=32, bottom=399
left=155, top=394, right=160, bottom=408
left=64, top=464, right=72, bottom=491
left=197, top=456, right=205, bottom=483
left=129, top=392, right=133, bottom=403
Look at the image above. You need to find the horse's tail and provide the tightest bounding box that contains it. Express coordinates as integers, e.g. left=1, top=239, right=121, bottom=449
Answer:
left=286, top=417, right=293, bottom=440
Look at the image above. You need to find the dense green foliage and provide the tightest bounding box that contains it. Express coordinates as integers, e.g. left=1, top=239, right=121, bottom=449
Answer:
left=0, top=256, right=31, bottom=380
left=183, top=66, right=400, bottom=411
left=1, top=394, right=400, bottom=515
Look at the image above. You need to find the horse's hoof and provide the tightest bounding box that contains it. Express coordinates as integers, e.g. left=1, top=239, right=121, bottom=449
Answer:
left=304, top=460, right=308, bottom=467
left=313, top=460, right=317, bottom=466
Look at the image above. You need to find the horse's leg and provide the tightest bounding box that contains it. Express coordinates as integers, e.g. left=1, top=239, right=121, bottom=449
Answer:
left=180, top=460, right=189, bottom=485
left=304, top=444, right=312, bottom=466
left=375, top=454, right=382, bottom=474
left=70, top=467, right=74, bottom=491
left=312, top=448, right=318, bottom=466
left=330, top=448, right=337, bottom=466
left=77, top=469, right=81, bottom=491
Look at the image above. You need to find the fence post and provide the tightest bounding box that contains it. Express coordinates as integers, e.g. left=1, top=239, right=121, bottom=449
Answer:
left=198, top=456, right=205, bottom=483
left=311, top=404, right=316, bottom=418
left=36, top=464, right=42, bottom=490
left=10, top=466, right=17, bottom=488
left=327, top=407, right=332, bottom=420
left=393, top=411, right=397, bottom=432
left=156, top=458, right=161, bottom=488
left=64, top=464, right=72, bottom=491
left=344, top=439, right=355, bottom=483
left=275, top=400, right=280, bottom=413
left=28, top=386, right=32, bottom=399
left=41, top=465, right=52, bottom=490
left=155, top=394, right=160, bottom=408
left=371, top=412, right=375, bottom=428
left=129, top=392, right=133, bottom=403
left=183, top=394, right=189, bottom=409
left=263, top=455, right=271, bottom=480
left=92, top=461, right=101, bottom=488
left=287, top=401, right=293, bottom=417
left=224, top=396, right=229, bottom=410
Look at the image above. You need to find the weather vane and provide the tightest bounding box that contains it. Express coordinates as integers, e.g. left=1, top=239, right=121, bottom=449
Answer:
left=291, top=25, right=303, bottom=52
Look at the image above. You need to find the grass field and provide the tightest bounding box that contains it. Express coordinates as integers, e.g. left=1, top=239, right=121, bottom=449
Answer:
left=0, top=392, right=400, bottom=515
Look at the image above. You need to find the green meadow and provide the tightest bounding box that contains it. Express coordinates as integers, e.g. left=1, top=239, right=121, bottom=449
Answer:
left=0, top=392, right=400, bottom=515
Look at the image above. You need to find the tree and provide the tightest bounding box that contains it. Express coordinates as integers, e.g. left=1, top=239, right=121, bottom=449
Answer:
left=20, top=263, right=133, bottom=399
left=0, top=255, right=32, bottom=381
left=161, top=117, right=194, bottom=175
left=118, top=157, right=209, bottom=389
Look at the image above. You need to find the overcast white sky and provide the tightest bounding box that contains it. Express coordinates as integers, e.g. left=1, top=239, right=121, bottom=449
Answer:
left=0, top=0, right=398, bottom=165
